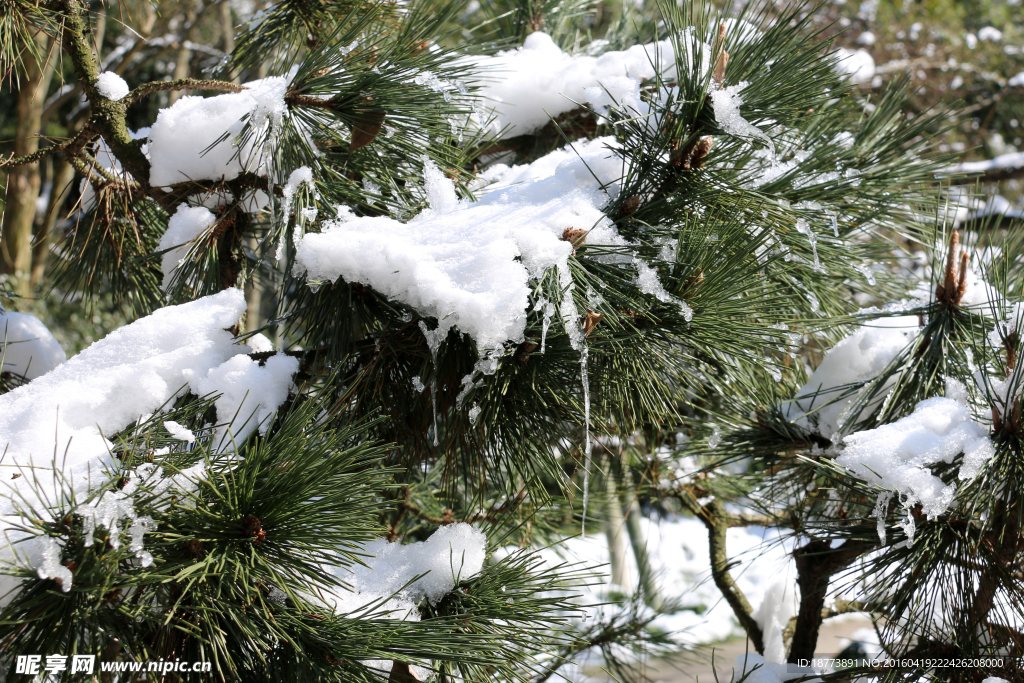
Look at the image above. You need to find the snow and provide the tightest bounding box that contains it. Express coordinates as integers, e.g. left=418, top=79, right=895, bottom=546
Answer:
left=944, top=150, right=1024, bottom=176
left=318, top=523, right=486, bottom=616
left=35, top=537, right=72, bottom=592
left=856, top=31, right=876, bottom=46
left=978, top=27, right=1003, bottom=42
left=193, top=353, right=298, bottom=450
left=711, top=82, right=773, bottom=150
left=158, top=204, right=217, bottom=290
left=0, top=288, right=244, bottom=466
left=280, top=166, right=316, bottom=222
left=833, top=48, right=876, bottom=84
left=147, top=75, right=290, bottom=187
left=0, top=289, right=296, bottom=598
left=1008, top=72, right=1024, bottom=88
left=514, top=515, right=797, bottom=649
left=982, top=678, right=1010, bottom=683
left=782, top=317, right=920, bottom=439
left=294, top=137, right=637, bottom=358
left=467, top=30, right=709, bottom=139
left=838, top=397, right=994, bottom=537
left=163, top=420, right=196, bottom=442
left=95, top=71, right=129, bottom=101
left=245, top=333, right=274, bottom=353
left=752, top=579, right=797, bottom=664
left=0, top=311, right=66, bottom=380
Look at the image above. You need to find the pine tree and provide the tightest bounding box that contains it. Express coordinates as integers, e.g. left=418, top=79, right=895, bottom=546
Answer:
left=1, top=0, right=1017, bottom=681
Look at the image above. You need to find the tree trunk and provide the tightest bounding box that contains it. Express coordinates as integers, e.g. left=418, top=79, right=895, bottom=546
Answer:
left=30, top=155, right=75, bottom=287
left=604, top=474, right=632, bottom=590
left=167, top=7, right=199, bottom=106
left=622, top=495, right=663, bottom=611
left=2, top=35, right=57, bottom=294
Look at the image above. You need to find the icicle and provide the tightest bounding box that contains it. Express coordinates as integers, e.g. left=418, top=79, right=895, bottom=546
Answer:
left=553, top=262, right=592, bottom=532
left=708, top=425, right=722, bottom=448
left=830, top=214, right=839, bottom=237
left=580, top=346, right=591, bottom=534
left=419, top=320, right=452, bottom=448
left=533, top=298, right=555, bottom=353
left=809, top=230, right=821, bottom=272
left=430, top=379, right=439, bottom=447
left=873, top=492, right=892, bottom=544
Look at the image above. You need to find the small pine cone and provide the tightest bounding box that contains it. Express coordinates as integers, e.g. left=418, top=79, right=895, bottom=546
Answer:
left=516, top=341, right=539, bottom=363
left=242, top=514, right=265, bottom=544
left=690, top=137, right=714, bottom=170
left=560, top=227, right=588, bottom=254
left=619, top=195, right=640, bottom=218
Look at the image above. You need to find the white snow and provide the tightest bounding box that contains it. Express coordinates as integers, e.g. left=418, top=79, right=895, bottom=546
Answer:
left=0, top=289, right=296, bottom=597
left=193, top=353, right=298, bottom=450
left=163, top=420, right=196, bottom=442
left=95, top=71, right=129, bottom=101
left=711, top=82, right=773, bottom=150
left=0, top=311, right=66, bottom=380
left=783, top=317, right=920, bottom=439
left=943, top=150, right=1024, bottom=176
left=466, top=30, right=709, bottom=139
left=147, top=75, right=290, bottom=187
left=856, top=31, right=876, bottom=46
left=838, top=397, right=994, bottom=533
left=978, top=27, right=1003, bottom=42
left=512, top=514, right=798, bottom=649
left=294, top=137, right=634, bottom=357
left=318, top=523, right=486, bottom=616
left=158, top=204, right=217, bottom=290
left=833, top=48, right=876, bottom=84
left=35, top=537, right=73, bottom=591
left=1008, top=72, right=1024, bottom=88
left=752, top=579, right=797, bottom=664
left=245, top=333, right=274, bottom=353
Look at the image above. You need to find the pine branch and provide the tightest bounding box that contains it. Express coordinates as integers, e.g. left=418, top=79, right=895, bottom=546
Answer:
left=677, top=490, right=765, bottom=654
left=121, top=77, right=247, bottom=105
left=0, top=125, right=93, bottom=168
left=789, top=539, right=874, bottom=663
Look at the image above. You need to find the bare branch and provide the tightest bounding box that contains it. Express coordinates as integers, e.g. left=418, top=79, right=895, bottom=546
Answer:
left=122, top=78, right=246, bottom=105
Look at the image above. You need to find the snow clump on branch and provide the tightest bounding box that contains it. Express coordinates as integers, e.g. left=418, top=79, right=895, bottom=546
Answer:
left=0, top=289, right=297, bottom=598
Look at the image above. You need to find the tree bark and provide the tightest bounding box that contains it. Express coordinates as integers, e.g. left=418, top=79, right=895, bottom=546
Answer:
left=788, top=539, right=873, bottom=663
left=30, top=155, right=75, bottom=286
left=167, top=6, right=199, bottom=106
left=2, top=34, right=57, bottom=293
left=604, top=473, right=632, bottom=589
left=623, top=494, right=663, bottom=611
